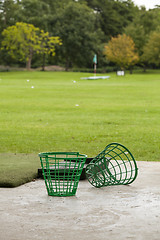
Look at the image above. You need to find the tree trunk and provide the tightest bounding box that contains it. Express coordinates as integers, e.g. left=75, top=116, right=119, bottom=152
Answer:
left=143, top=66, right=146, bottom=72
left=42, top=53, right=46, bottom=71
left=26, top=50, right=33, bottom=70
left=129, top=67, right=133, bottom=74
left=26, top=58, right=32, bottom=70
left=65, top=57, right=69, bottom=71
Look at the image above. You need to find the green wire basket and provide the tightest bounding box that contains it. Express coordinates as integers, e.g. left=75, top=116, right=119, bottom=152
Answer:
left=39, top=152, right=87, bottom=197
left=85, top=143, right=138, bottom=188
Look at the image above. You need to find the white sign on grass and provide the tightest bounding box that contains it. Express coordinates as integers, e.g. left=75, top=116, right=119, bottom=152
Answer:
left=117, top=71, right=125, bottom=76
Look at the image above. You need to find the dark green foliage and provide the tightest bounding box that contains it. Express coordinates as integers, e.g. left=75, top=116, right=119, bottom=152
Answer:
left=125, top=8, right=160, bottom=57
left=0, top=0, right=160, bottom=69
left=17, top=0, right=52, bottom=31
left=80, top=0, right=138, bottom=39
left=50, top=2, right=103, bottom=70
left=0, top=0, right=20, bottom=31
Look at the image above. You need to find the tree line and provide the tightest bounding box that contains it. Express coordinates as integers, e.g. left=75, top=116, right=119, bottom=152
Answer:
left=0, top=0, right=160, bottom=71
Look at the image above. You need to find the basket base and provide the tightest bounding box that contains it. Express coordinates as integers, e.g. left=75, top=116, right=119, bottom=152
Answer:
left=48, top=191, right=76, bottom=197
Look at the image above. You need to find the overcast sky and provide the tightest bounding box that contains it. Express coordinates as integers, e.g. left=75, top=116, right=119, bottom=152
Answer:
left=133, top=0, right=160, bottom=9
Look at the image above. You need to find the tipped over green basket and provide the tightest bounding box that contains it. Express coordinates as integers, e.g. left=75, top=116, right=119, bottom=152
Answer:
left=85, top=143, right=138, bottom=188
left=39, top=152, right=87, bottom=196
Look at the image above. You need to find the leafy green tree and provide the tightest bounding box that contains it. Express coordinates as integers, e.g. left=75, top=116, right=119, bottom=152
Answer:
left=80, top=0, right=138, bottom=39
left=1, top=22, right=40, bottom=69
left=17, top=0, right=51, bottom=31
left=104, top=34, right=139, bottom=71
left=0, top=0, right=21, bottom=65
left=38, top=30, right=62, bottom=70
left=0, top=0, right=21, bottom=33
left=18, top=0, right=73, bottom=31
left=125, top=8, right=160, bottom=62
left=142, top=31, right=160, bottom=66
left=1, top=22, right=61, bottom=70
left=51, top=2, right=103, bottom=70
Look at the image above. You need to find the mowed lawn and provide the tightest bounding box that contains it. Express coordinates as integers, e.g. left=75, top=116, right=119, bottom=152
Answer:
left=0, top=70, right=160, bottom=187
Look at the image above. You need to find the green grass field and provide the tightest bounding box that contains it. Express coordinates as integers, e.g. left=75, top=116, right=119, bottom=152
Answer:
left=0, top=70, right=160, bottom=187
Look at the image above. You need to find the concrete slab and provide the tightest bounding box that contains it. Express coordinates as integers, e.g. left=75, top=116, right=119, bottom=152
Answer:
left=0, top=161, right=160, bottom=240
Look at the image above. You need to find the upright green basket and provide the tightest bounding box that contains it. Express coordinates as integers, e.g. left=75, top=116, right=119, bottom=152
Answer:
left=39, top=152, right=87, bottom=196
left=85, top=143, right=138, bottom=188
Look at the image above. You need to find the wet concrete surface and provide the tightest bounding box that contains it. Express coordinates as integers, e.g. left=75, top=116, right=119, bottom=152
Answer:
left=0, top=161, right=160, bottom=240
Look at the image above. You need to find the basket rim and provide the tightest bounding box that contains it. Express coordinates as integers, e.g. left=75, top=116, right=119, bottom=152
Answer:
left=38, top=152, right=87, bottom=158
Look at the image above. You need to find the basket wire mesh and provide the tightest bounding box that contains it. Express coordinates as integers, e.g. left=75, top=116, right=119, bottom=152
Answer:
left=39, top=152, right=87, bottom=196
left=85, top=143, right=138, bottom=188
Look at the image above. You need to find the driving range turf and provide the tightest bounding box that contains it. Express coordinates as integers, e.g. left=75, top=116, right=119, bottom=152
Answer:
left=0, top=70, right=160, bottom=187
